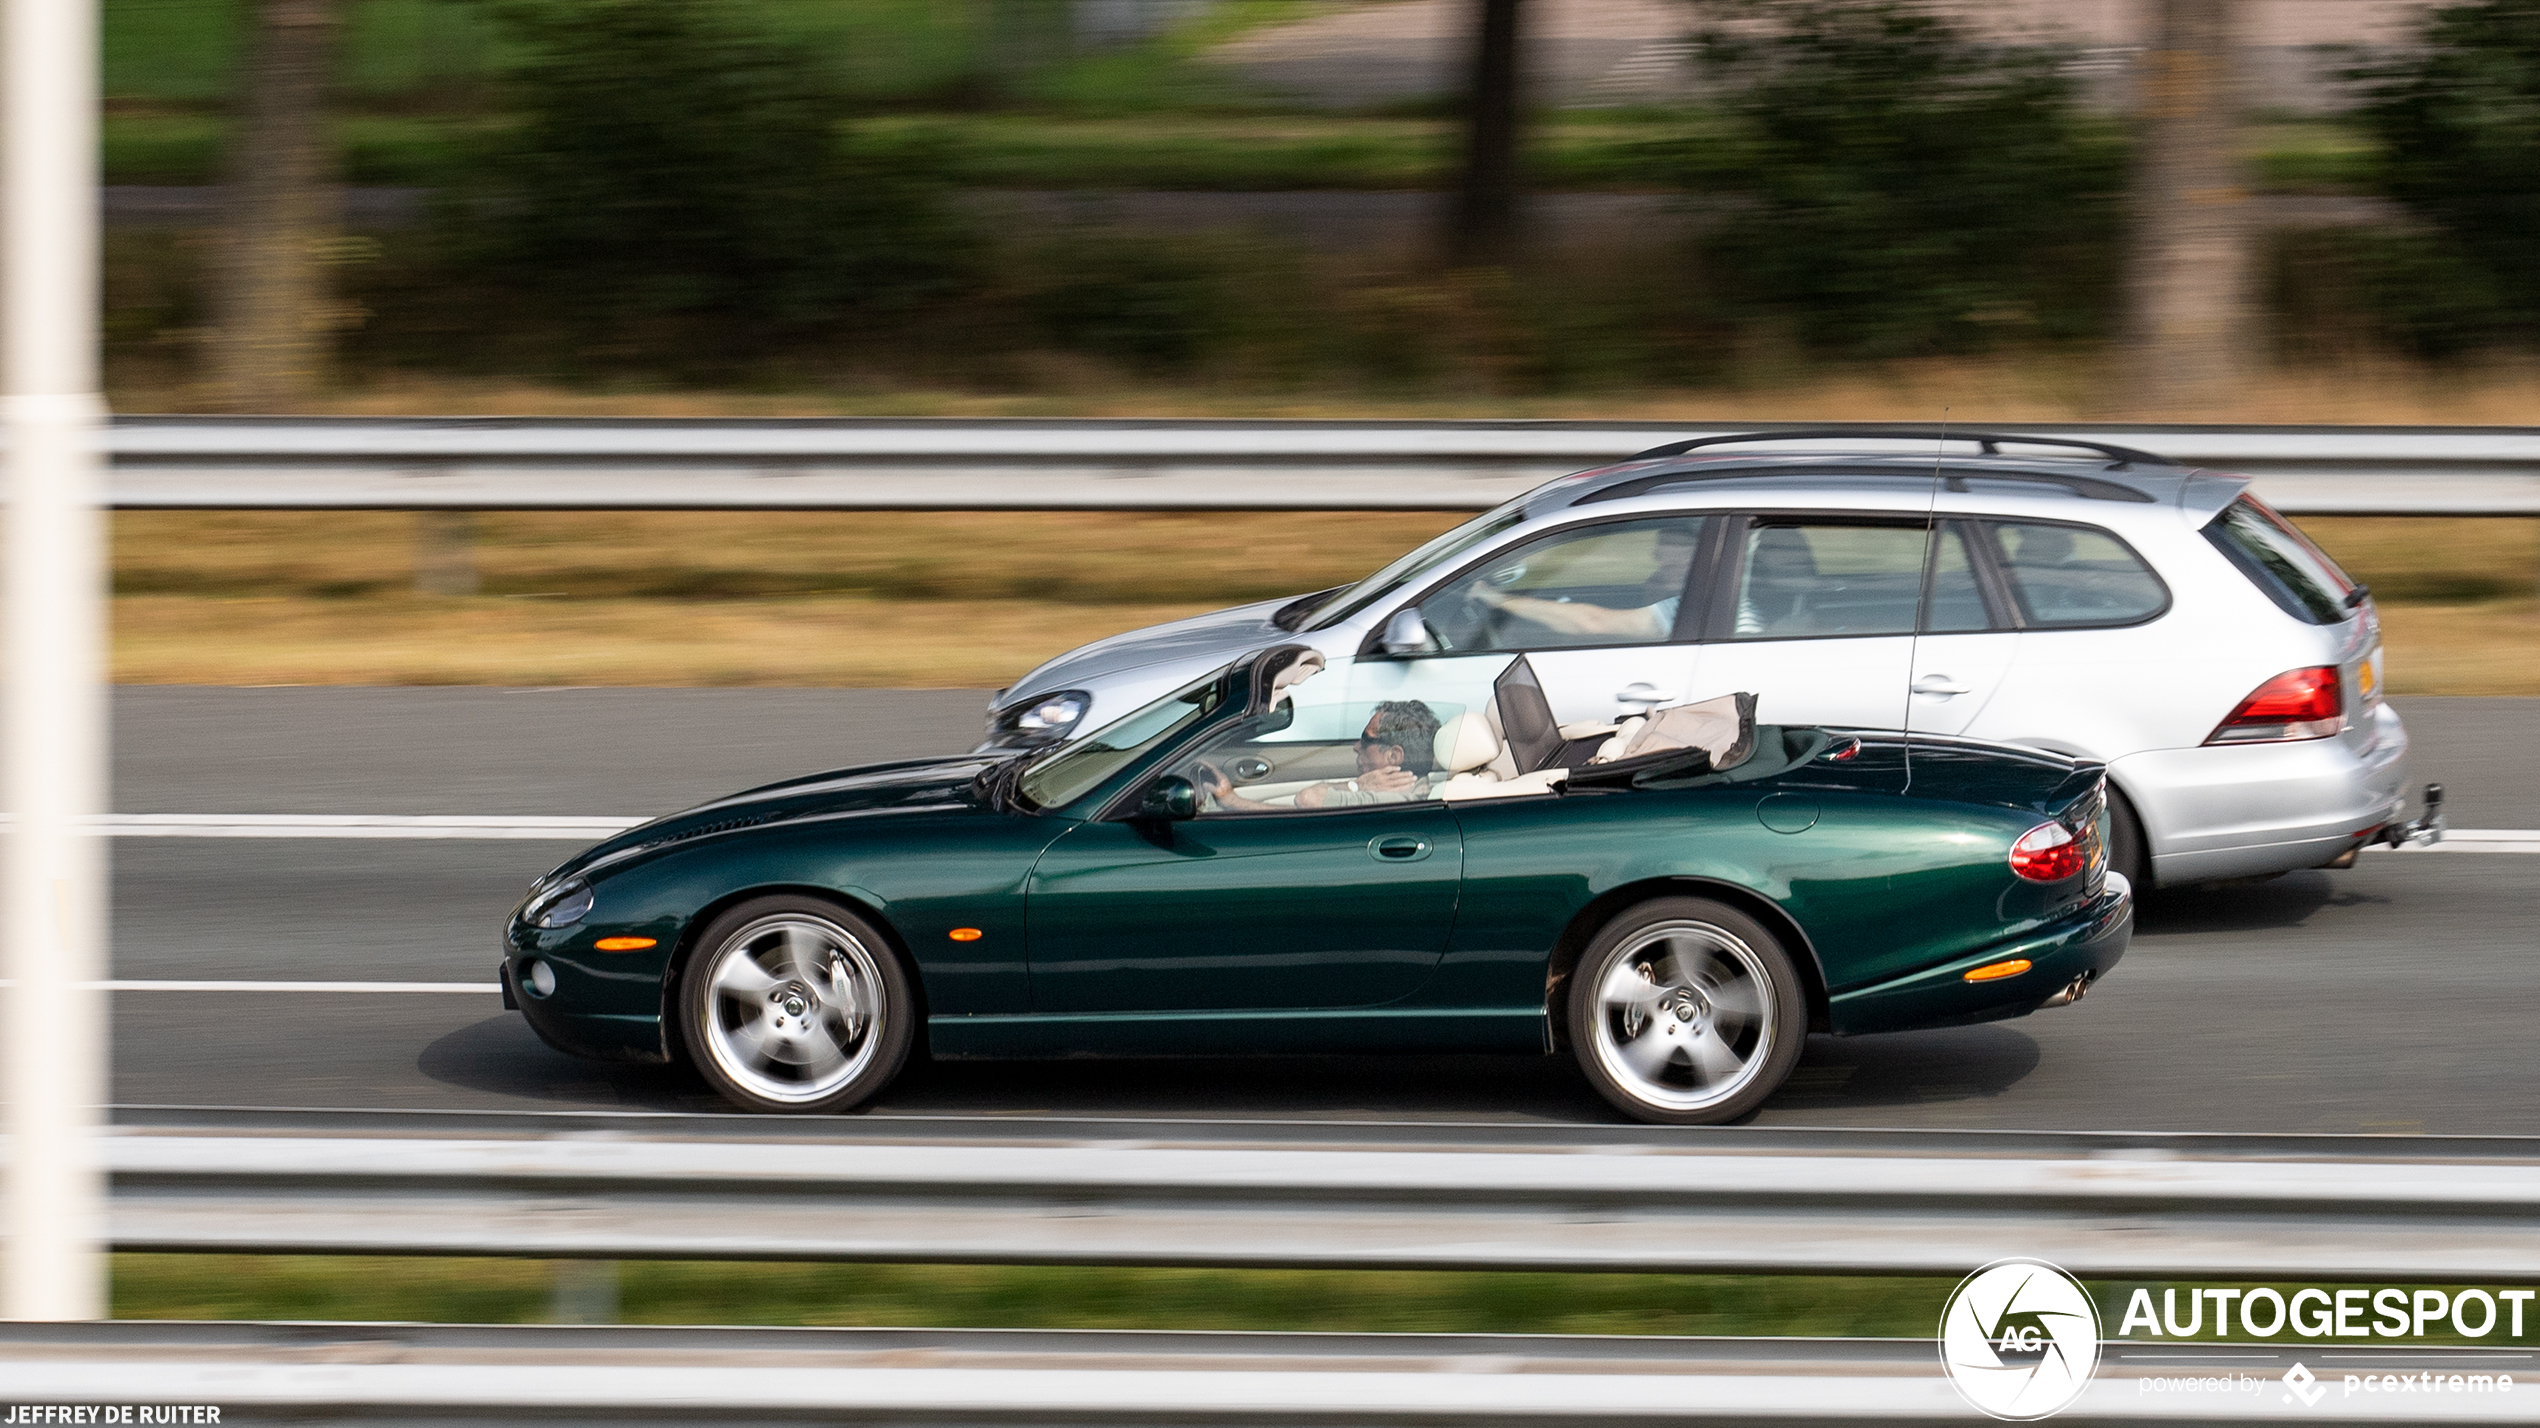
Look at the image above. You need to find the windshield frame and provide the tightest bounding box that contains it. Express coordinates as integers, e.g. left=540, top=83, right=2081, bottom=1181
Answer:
left=1301, top=496, right=1535, bottom=631
left=1013, top=666, right=1237, bottom=815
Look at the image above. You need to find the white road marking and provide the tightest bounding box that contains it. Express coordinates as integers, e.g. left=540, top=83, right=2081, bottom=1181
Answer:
left=99, top=814, right=645, bottom=839
left=0, top=980, right=505, bottom=993
left=2372, top=829, right=2540, bottom=854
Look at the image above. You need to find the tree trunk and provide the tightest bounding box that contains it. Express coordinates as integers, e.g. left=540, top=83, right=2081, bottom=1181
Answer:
left=1447, top=0, right=1523, bottom=263
left=211, top=0, right=339, bottom=412
left=2121, top=0, right=2255, bottom=416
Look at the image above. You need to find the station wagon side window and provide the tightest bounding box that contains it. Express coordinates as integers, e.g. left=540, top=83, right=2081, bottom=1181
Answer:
left=1984, top=521, right=2170, bottom=627
left=1418, top=516, right=1708, bottom=653
left=1728, top=520, right=1987, bottom=639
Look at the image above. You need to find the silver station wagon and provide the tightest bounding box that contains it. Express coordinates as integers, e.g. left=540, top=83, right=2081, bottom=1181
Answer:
left=982, top=431, right=2418, bottom=891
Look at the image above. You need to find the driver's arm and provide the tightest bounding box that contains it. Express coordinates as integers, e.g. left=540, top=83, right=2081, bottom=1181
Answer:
left=1473, top=587, right=1670, bottom=638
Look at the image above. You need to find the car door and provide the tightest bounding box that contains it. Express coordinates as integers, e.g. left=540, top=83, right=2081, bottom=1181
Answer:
left=1687, top=515, right=2019, bottom=736
left=1380, top=514, right=1711, bottom=727
left=1024, top=693, right=1465, bottom=1013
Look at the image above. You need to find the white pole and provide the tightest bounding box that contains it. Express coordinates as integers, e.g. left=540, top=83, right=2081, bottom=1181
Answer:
left=3, top=0, right=107, bottom=1319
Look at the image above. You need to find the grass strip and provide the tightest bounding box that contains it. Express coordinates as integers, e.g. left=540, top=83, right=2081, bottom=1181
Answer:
left=113, top=1254, right=1953, bottom=1337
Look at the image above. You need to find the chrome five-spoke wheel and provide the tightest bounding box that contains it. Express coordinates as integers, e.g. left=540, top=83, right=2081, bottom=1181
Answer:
left=682, top=898, right=913, bottom=1112
left=1568, top=898, right=1807, bottom=1124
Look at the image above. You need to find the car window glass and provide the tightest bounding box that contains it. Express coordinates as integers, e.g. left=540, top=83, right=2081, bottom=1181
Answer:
left=1991, top=522, right=2166, bottom=627
left=1018, top=671, right=1224, bottom=810
left=1179, top=693, right=1464, bottom=815
left=1303, top=498, right=1532, bottom=631
left=2200, top=496, right=2351, bottom=625
left=1733, top=522, right=1977, bottom=638
left=1421, top=516, right=1706, bottom=652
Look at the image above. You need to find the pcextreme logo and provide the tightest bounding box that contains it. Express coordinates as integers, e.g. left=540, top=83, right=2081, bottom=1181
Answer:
left=1939, top=1258, right=2102, bottom=1420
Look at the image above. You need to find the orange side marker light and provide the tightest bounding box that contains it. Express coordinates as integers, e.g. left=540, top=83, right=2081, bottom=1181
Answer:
left=593, top=936, right=657, bottom=952
left=1963, top=958, right=2032, bottom=983
left=949, top=928, right=985, bottom=942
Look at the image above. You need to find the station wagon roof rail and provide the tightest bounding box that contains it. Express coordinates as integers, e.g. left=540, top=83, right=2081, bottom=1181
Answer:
left=1572, top=462, right=2160, bottom=507
left=1626, top=428, right=2172, bottom=467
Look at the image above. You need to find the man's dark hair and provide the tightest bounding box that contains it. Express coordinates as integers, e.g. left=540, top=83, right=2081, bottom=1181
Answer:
left=1368, top=700, right=1442, bottom=776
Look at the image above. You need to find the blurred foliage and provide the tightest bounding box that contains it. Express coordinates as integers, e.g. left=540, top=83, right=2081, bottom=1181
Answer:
left=2340, top=0, right=2540, bottom=355
left=440, top=0, right=976, bottom=368
left=1672, top=0, right=2127, bottom=357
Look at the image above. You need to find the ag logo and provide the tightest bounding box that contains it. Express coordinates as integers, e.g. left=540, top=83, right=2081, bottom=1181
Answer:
left=1939, top=1257, right=2101, bottom=1420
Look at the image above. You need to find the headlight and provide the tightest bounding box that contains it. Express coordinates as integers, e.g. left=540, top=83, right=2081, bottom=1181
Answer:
left=523, top=878, right=593, bottom=929
left=1015, top=691, right=1090, bottom=735
left=984, top=690, right=1091, bottom=748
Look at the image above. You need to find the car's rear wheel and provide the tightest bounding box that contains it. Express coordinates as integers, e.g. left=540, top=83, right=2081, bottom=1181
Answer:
left=1567, top=897, right=1807, bottom=1125
left=680, top=896, right=913, bottom=1113
left=2107, top=787, right=2152, bottom=895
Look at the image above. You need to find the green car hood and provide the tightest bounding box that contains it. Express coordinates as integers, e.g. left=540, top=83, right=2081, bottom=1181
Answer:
left=545, top=754, right=1007, bottom=884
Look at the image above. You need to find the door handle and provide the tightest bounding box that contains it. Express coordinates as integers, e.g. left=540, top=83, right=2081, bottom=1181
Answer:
left=1616, top=683, right=1677, bottom=708
left=1911, top=675, right=1972, bottom=697
left=1370, top=835, right=1432, bottom=862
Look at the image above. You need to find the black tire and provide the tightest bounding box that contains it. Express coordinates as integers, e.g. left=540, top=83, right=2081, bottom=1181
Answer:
left=678, top=895, right=914, bottom=1113
left=2107, top=786, right=2153, bottom=896
left=1566, top=897, right=1808, bottom=1125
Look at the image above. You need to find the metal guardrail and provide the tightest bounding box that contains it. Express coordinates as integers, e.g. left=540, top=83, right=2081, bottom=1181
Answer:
left=96, top=417, right=2540, bottom=513
left=5, top=1323, right=2537, bottom=1424
left=82, top=1128, right=2540, bottom=1280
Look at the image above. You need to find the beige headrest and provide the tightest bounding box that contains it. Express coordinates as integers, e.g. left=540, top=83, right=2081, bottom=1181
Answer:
left=1433, top=711, right=1502, bottom=774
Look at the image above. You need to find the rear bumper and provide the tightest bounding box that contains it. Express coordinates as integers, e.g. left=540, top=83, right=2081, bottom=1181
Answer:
left=2113, top=704, right=2408, bottom=885
left=1828, top=877, right=2132, bottom=1036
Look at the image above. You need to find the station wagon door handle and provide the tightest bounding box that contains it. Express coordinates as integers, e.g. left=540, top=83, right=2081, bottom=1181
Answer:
left=1616, top=683, right=1677, bottom=707
left=1911, top=675, right=1972, bottom=697
left=1370, top=836, right=1432, bottom=862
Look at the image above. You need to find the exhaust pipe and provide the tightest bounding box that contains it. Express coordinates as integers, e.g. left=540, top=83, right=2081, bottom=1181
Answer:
left=2040, top=971, right=2095, bottom=1009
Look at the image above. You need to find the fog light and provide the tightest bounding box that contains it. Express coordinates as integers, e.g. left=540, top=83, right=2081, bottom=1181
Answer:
left=524, top=959, right=557, bottom=997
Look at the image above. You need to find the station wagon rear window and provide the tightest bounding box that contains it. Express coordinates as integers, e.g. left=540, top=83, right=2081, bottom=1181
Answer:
left=2202, top=496, right=2355, bottom=625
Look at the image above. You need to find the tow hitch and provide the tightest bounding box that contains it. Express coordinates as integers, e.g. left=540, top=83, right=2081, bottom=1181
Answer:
left=2379, top=782, right=2446, bottom=849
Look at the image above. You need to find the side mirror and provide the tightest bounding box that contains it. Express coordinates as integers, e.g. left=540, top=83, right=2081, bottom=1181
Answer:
left=1380, top=606, right=1433, bottom=656
left=1136, top=774, right=1199, bottom=822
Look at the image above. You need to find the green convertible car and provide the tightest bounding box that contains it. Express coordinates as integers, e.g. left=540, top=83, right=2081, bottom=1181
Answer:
left=503, top=645, right=2130, bottom=1124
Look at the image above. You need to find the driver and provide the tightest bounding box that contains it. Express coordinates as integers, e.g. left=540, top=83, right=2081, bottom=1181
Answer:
left=1199, top=700, right=1441, bottom=811
left=1467, top=522, right=1699, bottom=640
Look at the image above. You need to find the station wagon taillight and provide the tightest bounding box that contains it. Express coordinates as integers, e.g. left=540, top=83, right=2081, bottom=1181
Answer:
left=2009, top=822, right=2087, bottom=882
left=2206, top=666, right=2344, bottom=744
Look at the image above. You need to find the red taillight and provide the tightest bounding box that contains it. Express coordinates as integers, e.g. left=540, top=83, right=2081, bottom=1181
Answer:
left=2206, top=666, right=2344, bottom=744
left=2010, top=821, right=2086, bottom=882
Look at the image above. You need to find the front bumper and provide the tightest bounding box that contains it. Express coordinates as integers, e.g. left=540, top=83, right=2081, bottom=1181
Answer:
left=2114, top=704, right=2408, bottom=885
left=1828, top=876, right=2132, bottom=1036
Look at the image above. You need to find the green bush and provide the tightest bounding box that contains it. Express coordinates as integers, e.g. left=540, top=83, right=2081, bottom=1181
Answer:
left=2347, top=0, right=2540, bottom=351
left=456, top=0, right=974, bottom=363
left=1673, top=0, right=2126, bottom=357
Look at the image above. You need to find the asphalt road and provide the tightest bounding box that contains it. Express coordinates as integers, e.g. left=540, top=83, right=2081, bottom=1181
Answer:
left=106, top=689, right=2540, bottom=1134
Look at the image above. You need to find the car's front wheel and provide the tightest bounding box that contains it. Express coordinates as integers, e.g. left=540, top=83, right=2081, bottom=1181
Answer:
left=680, top=896, right=913, bottom=1113
left=1567, top=897, right=1807, bottom=1125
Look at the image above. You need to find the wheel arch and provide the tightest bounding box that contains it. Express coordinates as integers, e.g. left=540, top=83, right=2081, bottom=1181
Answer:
left=1541, top=877, right=1830, bottom=1049
left=656, top=883, right=929, bottom=1068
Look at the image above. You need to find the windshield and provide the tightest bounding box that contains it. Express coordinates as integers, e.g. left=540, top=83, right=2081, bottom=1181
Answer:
left=1017, top=668, right=1228, bottom=811
left=1303, top=497, right=1533, bottom=630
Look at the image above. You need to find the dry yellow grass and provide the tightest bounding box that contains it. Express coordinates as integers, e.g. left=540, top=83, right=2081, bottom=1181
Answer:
left=113, top=595, right=1217, bottom=687
left=109, top=510, right=2540, bottom=692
